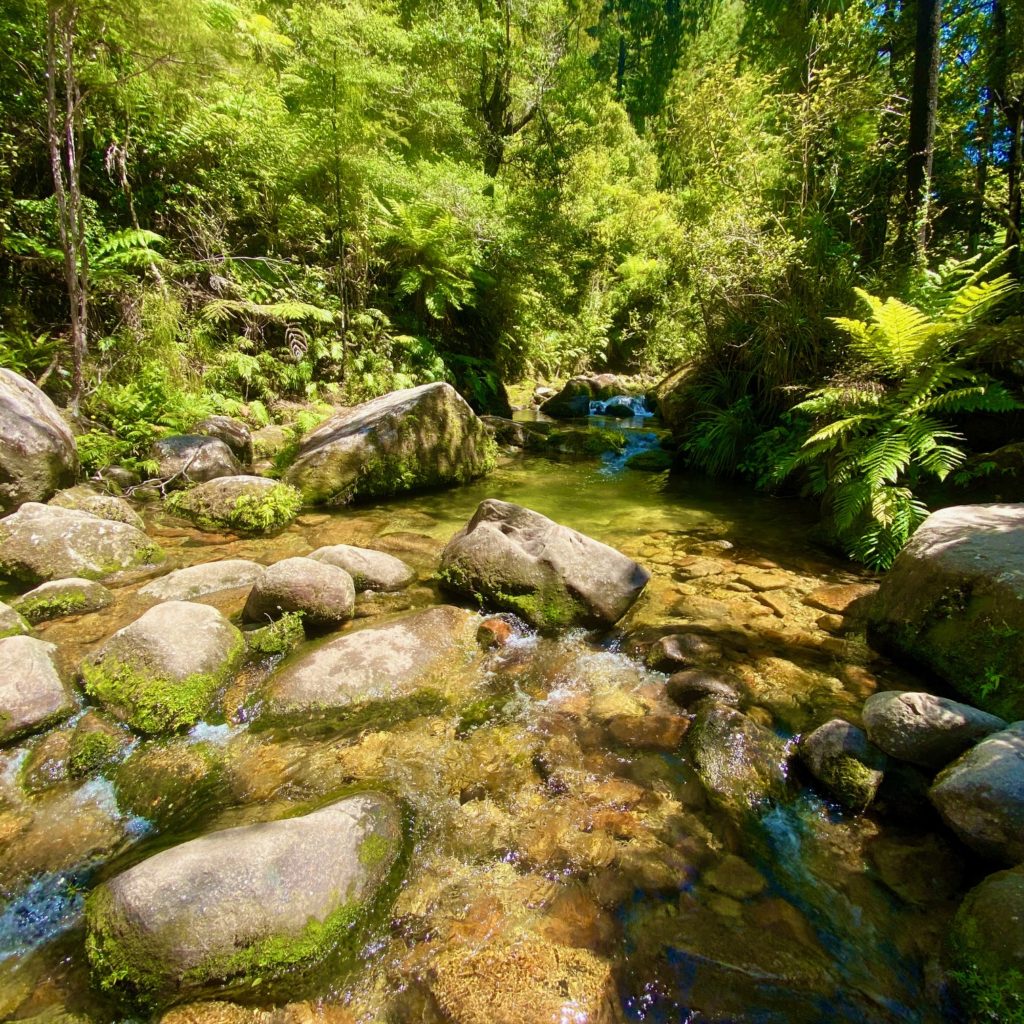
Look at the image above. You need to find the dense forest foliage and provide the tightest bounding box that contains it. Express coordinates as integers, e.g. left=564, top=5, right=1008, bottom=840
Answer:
left=1, top=0, right=1022, bottom=566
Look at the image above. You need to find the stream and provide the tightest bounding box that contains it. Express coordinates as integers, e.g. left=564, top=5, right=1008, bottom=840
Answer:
left=0, top=417, right=971, bottom=1024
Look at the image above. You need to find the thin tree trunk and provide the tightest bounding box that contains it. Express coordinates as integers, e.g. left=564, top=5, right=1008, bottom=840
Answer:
left=968, top=90, right=994, bottom=255
left=991, top=0, right=1022, bottom=277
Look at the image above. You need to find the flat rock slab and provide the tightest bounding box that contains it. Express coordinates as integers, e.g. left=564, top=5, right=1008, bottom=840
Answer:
left=440, top=499, right=650, bottom=630
left=12, top=577, right=113, bottom=623
left=0, top=635, right=76, bottom=745
left=0, top=502, right=163, bottom=583
left=260, top=606, right=478, bottom=729
left=929, top=722, right=1024, bottom=865
left=0, top=368, right=78, bottom=513
left=283, top=382, right=494, bottom=505
left=140, top=560, right=266, bottom=602
left=309, top=544, right=414, bottom=592
left=867, top=503, right=1024, bottom=719
left=863, top=690, right=1006, bottom=770
left=49, top=485, right=144, bottom=529
left=86, top=793, right=402, bottom=1003
left=82, top=601, right=243, bottom=734
left=802, top=583, right=878, bottom=616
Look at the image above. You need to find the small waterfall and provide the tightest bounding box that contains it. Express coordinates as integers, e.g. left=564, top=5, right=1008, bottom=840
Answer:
left=599, top=429, right=662, bottom=475
left=588, top=394, right=653, bottom=418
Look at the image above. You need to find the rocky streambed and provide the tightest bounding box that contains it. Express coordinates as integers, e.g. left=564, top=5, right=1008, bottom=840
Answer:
left=0, top=375, right=1022, bottom=1024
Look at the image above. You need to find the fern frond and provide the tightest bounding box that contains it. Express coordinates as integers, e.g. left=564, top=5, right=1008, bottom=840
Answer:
left=941, top=274, right=1017, bottom=328
left=861, top=433, right=912, bottom=485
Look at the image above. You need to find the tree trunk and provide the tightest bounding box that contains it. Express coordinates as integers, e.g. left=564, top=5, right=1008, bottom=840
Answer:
left=895, top=0, right=942, bottom=261
left=992, top=0, right=1023, bottom=277
left=968, top=90, right=994, bottom=255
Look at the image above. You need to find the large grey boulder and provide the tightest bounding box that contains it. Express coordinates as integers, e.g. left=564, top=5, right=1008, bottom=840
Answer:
left=309, top=544, right=414, bottom=592
left=283, top=382, right=494, bottom=505
left=0, top=368, right=78, bottom=513
left=164, top=475, right=301, bottom=534
left=439, top=499, right=650, bottom=630
left=929, top=722, right=1024, bottom=864
left=0, top=635, right=76, bottom=745
left=862, top=690, right=1006, bottom=769
left=687, top=703, right=791, bottom=814
left=151, top=435, right=241, bottom=486
left=49, top=484, right=144, bottom=528
left=244, top=556, right=355, bottom=628
left=192, top=415, right=253, bottom=464
left=0, top=502, right=163, bottom=583
left=259, top=605, right=477, bottom=729
left=12, top=577, right=113, bottom=623
left=139, top=559, right=266, bottom=602
left=799, top=719, right=885, bottom=813
left=81, top=601, right=243, bottom=735
left=948, top=866, right=1024, bottom=1024
left=867, top=504, right=1024, bottom=720
left=85, top=793, right=402, bottom=1003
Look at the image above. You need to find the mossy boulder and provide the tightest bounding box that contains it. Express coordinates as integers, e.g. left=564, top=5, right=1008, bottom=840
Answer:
left=68, top=712, right=131, bottom=778
left=0, top=600, right=31, bottom=639
left=258, top=606, right=478, bottom=731
left=49, top=484, right=144, bottom=528
left=0, top=367, right=78, bottom=514
left=929, top=722, right=1024, bottom=865
left=439, top=499, right=650, bottom=630
left=948, top=865, right=1024, bottom=1024
left=308, top=545, right=414, bottom=592
left=139, top=559, right=266, bottom=603
left=539, top=373, right=644, bottom=419
left=13, top=577, right=113, bottom=623
left=191, top=416, right=253, bottom=465
left=81, top=601, right=244, bottom=735
left=543, top=427, right=626, bottom=457
left=244, top=557, right=355, bottom=628
left=0, top=503, right=163, bottom=583
left=798, top=719, right=886, bottom=813
left=867, top=503, right=1024, bottom=720
left=480, top=415, right=548, bottom=451
left=625, top=448, right=674, bottom=472
left=85, top=793, right=403, bottom=1005
left=165, top=476, right=302, bottom=534
left=0, top=635, right=76, bottom=746
left=651, top=363, right=699, bottom=435
left=283, top=382, right=495, bottom=506
left=152, top=435, right=242, bottom=486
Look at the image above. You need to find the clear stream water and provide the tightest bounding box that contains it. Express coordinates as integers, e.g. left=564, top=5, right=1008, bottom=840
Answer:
left=0, top=423, right=972, bottom=1024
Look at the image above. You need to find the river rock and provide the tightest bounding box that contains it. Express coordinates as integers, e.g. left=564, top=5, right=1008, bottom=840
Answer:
left=863, top=691, right=1006, bottom=770
left=85, top=793, right=402, bottom=1003
left=0, top=368, right=78, bottom=513
left=666, top=669, right=740, bottom=709
left=244, top=557, right=355, bottom=627
left=867, top=503, right=1024, bottom=719
left=539, top=373, right=640, bottom=419
left=0, top=600, right=31, bottom=639
left=928, top=722, right=1024, bottom=864
left=192, top=415, right=253, bottom=464
left=798, top=719, right=885, bottom=813
left=259, top=606, right=477, bottom=729
left=152, top=435, right=242, bottom=486
left=165, top=476, right=301, bottom=534
left=948, top=865, right=1024, bottom=1024
left=81, top=601, right=243, bottom=734
left=308, top=545, right=414, bottom=592
left=439, top=499, right=650, bottom=630
left=140, top=559, right=266, bottom=602
left=0, top=636, right=75, bottom=745
left=12, top=577, right=113, bottom=623
left=283, top=382, right=494, bottom=505
left=0, top=502, right=163, bottom=583
left=687, top=702, right=790, bottom=814
left=481, top=415, right=548, bottom=451
left=49, top=484, right=144, bottom=528
left=648, top=632, right=724, bottom=671
left=651, top=363, right=698, bottom=435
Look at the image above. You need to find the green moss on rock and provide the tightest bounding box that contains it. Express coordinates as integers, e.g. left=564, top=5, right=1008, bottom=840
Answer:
left=244, top=611, right=306, bottom=658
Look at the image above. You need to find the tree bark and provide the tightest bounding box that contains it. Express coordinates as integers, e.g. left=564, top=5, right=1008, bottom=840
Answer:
left=992, top=0, right=1023, bottom=276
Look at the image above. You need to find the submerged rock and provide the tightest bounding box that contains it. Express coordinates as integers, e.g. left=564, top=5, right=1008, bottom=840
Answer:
left=798, top=719, right=885, bottom=813
left=929, top=722, right=1024, bottom=865
left=665, top=669, right=739, bottom=709
left=12, top=577, right=113, bottom=623
left=139, top=559, right=266, bottom=602
left=0, top=600, right=31, bottom=639
left=439, top=499, right=650, bottom=630
left=259, top=606, right=477, bottom=730
left=82, top=601, right=244, bottom=734
left=867, top=503, right=1024, bottom=719
left=49, top=484, right=144, bottom=528
left=0, top=503, right=162, bottom=583
left=308, top=544, right=414, bottom=592
left=283, top=382, right=494, bottom=505
left=165, top=476, right=301, bottom=534
left=244, top=556, right=355, bottom=627
left=152, top=435, right=242, bottom=486
left=85, top=793, right=403, bottom=1004
left=862, top=691, right=1006, bottom=769
left=0, top=636, right=76, bottom=745
left=948, top=865, right=1024, bottom=1024
left=0, top=368, right=78, bottom=513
